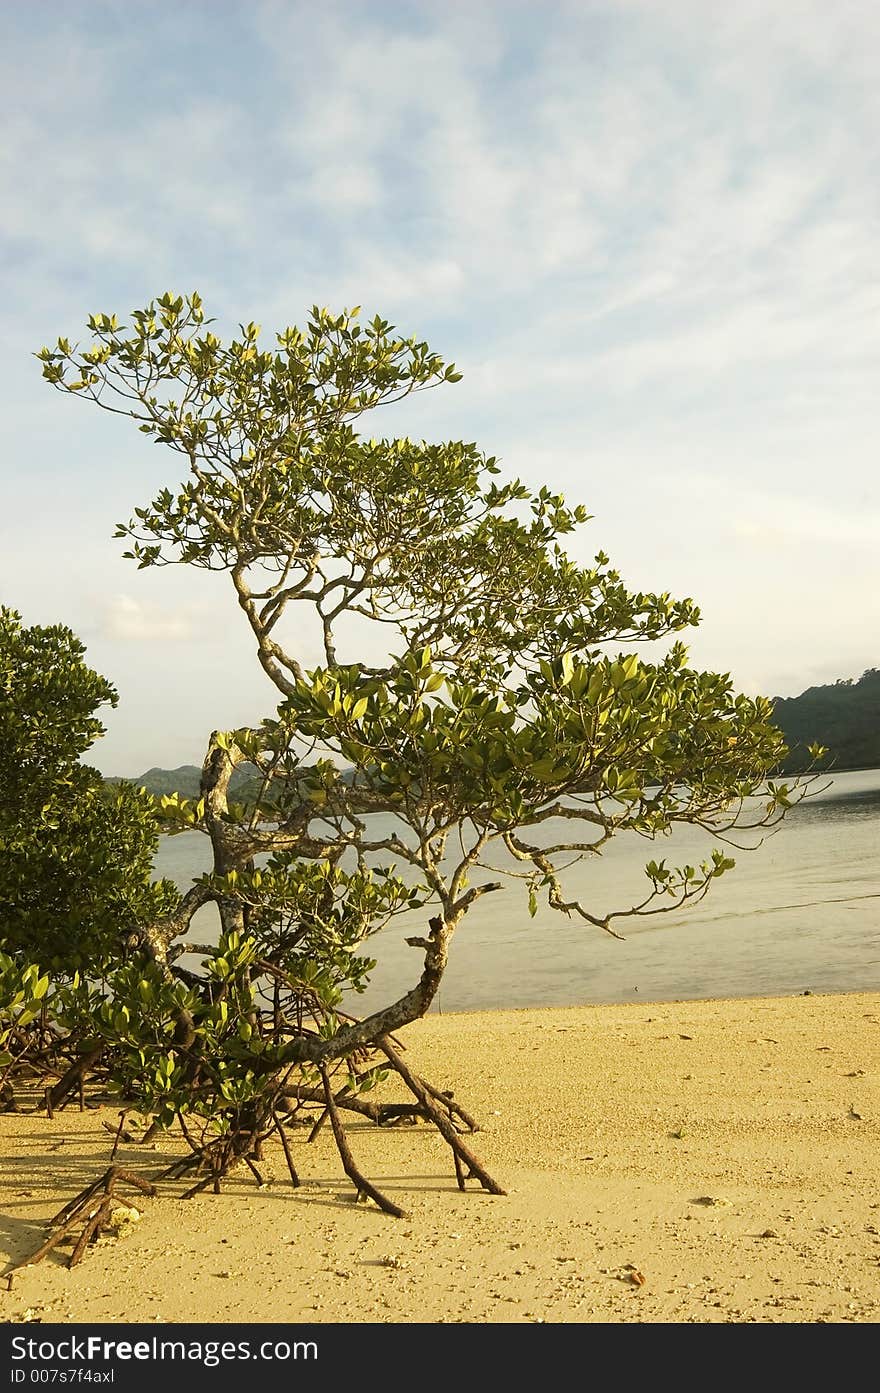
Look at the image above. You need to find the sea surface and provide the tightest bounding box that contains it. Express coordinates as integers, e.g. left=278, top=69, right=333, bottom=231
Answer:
left=154, top=767, right=880, bottom=1012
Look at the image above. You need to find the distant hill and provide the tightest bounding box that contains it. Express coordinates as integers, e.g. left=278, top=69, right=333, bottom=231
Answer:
left=107, top=762, right=356, bottom=801
left=772, top=668, right=880, bottom=774
left=107, top=763, right=262, bottom=800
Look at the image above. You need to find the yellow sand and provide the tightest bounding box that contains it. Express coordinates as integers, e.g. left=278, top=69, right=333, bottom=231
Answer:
left=2, top=991, right=879, bottom=1323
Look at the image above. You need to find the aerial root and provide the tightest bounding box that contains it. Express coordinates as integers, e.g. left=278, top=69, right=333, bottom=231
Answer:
left=319, top=1064, right=406, bottom=1218
left=279, top=1083, right=428, bottom=1135
left=158, top=1115, right=237, bottom=1197
left=44, top=1045, right=105, bottom=1114
left=280, top=1074, right=478, bottom=1134
left=45, top=1048, right=499, bottom=1221
left=378, top=1037, right=506, bottom=1196
left=3, top=1166, right=156, bottom=1285
left=271, top=1108, right=301, bottom=1187
left=412, top=1075, right=479, bottom=1132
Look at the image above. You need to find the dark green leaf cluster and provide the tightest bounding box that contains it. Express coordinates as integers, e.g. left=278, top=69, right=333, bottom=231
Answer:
left=198, top=855, right=424, bottom=996
left=0, top=608, right=176, bottom=972
left=0, top=950, right=51, bottom=1070
left=57, top=944, right=262, bottom=1127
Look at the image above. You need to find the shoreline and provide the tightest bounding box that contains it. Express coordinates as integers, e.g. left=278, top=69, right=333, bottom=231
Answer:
left=384, top=983, right=866, bottom=1015
left=2, top=989, right=879, bottom=1323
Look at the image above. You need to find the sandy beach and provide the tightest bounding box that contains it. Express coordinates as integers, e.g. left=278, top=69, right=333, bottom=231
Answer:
left=1, top=990, right=879, bottom=1324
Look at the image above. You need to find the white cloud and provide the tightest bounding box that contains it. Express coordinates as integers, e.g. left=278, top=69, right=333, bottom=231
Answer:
left=103, top=595, right=194, bottom=643
left=731, top=510, right=880, bottom=548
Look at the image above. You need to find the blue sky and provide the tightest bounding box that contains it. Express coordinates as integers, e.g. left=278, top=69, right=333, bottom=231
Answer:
left=1, top=0, right=878, bottom=773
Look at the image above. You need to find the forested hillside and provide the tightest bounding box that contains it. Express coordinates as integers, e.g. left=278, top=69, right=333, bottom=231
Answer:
left=773, top=668, right=880, bottom=773
left=106, top=763, right=261, bottom=800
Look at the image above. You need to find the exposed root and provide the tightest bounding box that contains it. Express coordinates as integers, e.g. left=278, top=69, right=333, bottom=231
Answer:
left=279, top=1083, right=466, bottom=1130
left=158, top=1112, right=230, bottom=1197
left=319, top=1064, right=406, bottom=1218
left=3, top=1167, right=155, bottom=1284
left=45, top=1046, right=104, bottom=1113
left=379, top=1037, right=506, bottom=1196
left=271, top=1109, right=301, bottom=1187
left=415, top=1077, right=479, bottom=1133
left=24, top=1032, right=501, bottom=1228
left=281, top=1083, right=427, bottom=1133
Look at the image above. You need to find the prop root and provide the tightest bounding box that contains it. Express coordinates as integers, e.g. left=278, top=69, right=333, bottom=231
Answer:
left=4, top=1167, right=155, bottom=1284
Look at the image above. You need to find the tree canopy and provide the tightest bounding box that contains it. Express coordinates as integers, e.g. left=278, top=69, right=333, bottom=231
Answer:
left=0, top=607, right=174, bottom=973
left=13, top=293, right=820, bottom=1212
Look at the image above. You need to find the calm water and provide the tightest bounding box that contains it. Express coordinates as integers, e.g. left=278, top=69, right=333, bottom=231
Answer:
left=154, top=767, right=880, bottom=1012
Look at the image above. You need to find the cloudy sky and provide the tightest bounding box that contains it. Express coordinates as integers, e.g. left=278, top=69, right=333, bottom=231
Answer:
left=1, top=0, right=877, bottom=774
